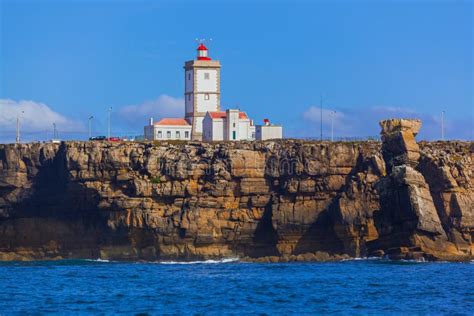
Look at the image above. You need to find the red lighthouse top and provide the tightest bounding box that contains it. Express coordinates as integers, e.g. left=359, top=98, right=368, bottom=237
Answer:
left=197, top=44, right=211, bottom=60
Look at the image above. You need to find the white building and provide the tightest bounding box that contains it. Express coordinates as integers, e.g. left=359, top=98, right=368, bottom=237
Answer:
left=144, top=118, right=192, bottom=141
left=256, top=119, right=283, bottom=140
left=144, top=43, right=282, bottom=142
left=202, top=109, right=255, bottom=141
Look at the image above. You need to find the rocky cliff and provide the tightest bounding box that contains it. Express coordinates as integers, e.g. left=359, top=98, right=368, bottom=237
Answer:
left=0, top=119, right=472, bottom=261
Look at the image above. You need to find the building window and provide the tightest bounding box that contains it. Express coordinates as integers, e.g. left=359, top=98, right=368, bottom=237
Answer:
left=167, top=131, right=171, bottom=138
left=232, top=131, right=236, bottom=140
left=185, top=131, right=189, bottom=138
left=204, top=94, right=210, bottom=100
left=176, top=131, right=180, bottom=139
left=157, top=131, right=162, bottom=139
left=204, top=72, right=209, bottom=80
left=233, top=123, right=236, bottom=128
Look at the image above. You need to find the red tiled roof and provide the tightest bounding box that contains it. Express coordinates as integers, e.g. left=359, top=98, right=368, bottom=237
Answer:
left=208, top=111, right=248, bottom=120
left=154, top=118, right=190, bottom=126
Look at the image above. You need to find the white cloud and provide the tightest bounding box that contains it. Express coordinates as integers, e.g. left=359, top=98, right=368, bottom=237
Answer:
left=117, top=95, right=184, bottom=126
left=300, top=105, right=473, bottom=140
left=0, top=99, right=83, bottom=137
left=303, top=106, right=345, bottom=127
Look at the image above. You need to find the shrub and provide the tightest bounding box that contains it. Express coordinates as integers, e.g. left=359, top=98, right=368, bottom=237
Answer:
left=151, top=177, right=161, bottom=184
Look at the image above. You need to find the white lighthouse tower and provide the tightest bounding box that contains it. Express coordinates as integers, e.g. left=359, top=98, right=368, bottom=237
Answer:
left=184, top=43, right=221, bottom=140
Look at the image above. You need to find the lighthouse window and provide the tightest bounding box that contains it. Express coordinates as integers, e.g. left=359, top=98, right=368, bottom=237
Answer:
left=204, top=72, right=210, bottom=80
left=188, top=94, right=191, bottom=101
left=188, top=73, right=191, bottom=80
left=204, top=94, right=210, bottom=100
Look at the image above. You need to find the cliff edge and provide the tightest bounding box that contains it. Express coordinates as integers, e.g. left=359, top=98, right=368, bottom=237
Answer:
left=0, top=119, right=472, bottom=261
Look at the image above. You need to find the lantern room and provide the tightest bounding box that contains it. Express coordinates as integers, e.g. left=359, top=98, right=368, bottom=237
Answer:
left=197, top=44, right=211, bottom=61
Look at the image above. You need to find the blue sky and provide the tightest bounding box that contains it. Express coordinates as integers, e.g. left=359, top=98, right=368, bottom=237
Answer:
left=1, top=0, right=472, bottom=142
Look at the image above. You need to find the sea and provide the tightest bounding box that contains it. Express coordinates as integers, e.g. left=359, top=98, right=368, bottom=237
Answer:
left=0, top=259, right=473, bottom=315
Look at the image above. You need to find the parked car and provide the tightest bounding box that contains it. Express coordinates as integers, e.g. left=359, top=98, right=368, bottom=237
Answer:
left=108, top=137, right=121, bottom=142
left=50, top=139, right=61, bottom=144
left=89, top=136, right=106, bottom=141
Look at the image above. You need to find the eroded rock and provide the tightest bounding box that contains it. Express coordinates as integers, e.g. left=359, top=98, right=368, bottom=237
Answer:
left=0, top=127, right=472, bottom=262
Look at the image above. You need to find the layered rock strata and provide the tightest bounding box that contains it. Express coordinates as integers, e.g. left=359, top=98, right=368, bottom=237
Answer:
left=0, top=120, right=472, bottom=261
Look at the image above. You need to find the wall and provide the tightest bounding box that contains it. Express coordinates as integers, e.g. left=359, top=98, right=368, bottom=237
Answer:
left=194, top=117, right=204, bottom=134
left=195, top=94, right=219, bottom=113
left=225, top=110, right=239, bottom=140
left=185, top=70, right=194, bottom=93
left=238, top=120, right=254, bottom=140
left=203, top=116, right=224, bottom=141
left=195, top=69, right=218, bottom=92
left=256, top=125, right=283, bottom=140
left=185, top=93, right=194, bottom=114
left=153, top=125, right=192, bottom=140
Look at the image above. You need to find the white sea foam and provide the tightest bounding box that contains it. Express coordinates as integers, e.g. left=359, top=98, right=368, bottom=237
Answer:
left=342, top=256, right=382, bottom=261
left=159, top=258, right=240, bottom=265
left=85, top=258, right=111, bottom=263
left=399, top=258, right=426, bottom=263
left=342, top=256, right=433, bottom=263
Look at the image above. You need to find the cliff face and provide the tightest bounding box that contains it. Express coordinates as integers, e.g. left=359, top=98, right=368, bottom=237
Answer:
left=0, top=120, right=472, bottom=261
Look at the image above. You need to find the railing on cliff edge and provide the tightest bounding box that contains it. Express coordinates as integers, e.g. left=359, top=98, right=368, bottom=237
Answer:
left=290, top=136, right=380, bottom=142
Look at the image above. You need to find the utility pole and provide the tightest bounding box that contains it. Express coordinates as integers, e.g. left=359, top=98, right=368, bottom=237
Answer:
left=331, top=110, right=336, bottom=142
left=16, top=111, right=24, bottom=144
left=53, top=123, right=57, bottom=139
left=16, top=115, right=20, bottom=144
left=441, top=110, right=445, bottom=140
left=107, top=107, right=112, bottom=139
left=320, top=95, right=323, bottom=141
left=88, top=116, right=94, bottom=139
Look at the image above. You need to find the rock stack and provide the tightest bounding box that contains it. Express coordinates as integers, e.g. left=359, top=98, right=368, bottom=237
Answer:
left=375, top=119, right=472, bottom=260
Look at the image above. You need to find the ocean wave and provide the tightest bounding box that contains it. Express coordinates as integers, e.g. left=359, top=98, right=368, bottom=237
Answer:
left=343, top=257, right=431, bottom=263
left=85, top=258, right=111, bottom=263
left=159, top=258, right=240, bottom=265
left=343, top=257, right=382, bottom=261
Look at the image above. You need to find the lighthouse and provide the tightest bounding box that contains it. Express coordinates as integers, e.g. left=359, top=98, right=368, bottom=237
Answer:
left=184, top=43, right=221, bottom=141
left=144, top=42, right=283, bottom=142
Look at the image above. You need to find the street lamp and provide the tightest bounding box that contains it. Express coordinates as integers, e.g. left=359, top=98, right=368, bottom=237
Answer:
left=320, top=95, right=323, bottom=141
left=319, top=95, right=329, bottom=141
left=331, top=110, right=336, bottom=142
left=53, top=123, right=58, bottom=139
left=441, top=110, right=445, bottom=140
left=88, top=116, right=94, bottom=139
left=16, top=111, right=24, bottom=144
left=107, top=107, right=112, bottom=139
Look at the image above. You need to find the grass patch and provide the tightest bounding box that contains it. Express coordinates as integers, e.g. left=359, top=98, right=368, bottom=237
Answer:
left=151, top=177, right=161, bottom=184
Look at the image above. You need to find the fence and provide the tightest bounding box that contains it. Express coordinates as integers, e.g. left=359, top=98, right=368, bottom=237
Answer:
left=291, top=136, right=380, bottom=142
